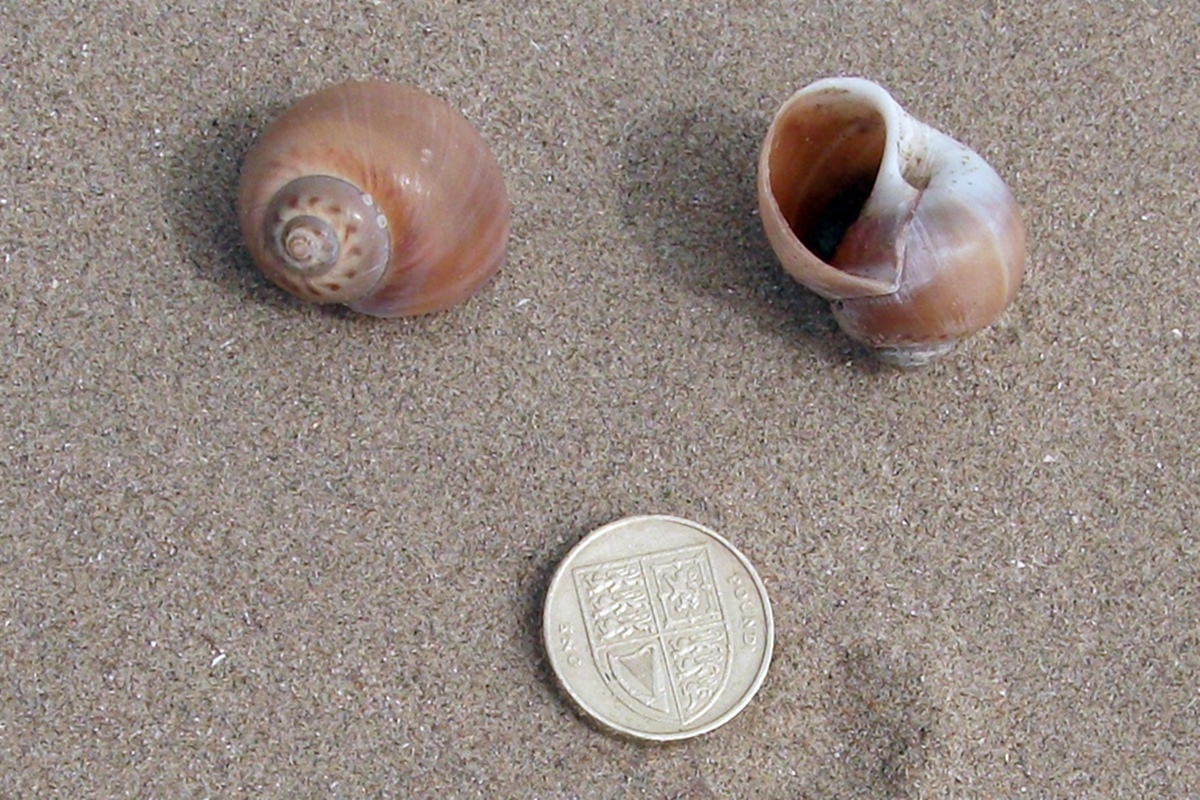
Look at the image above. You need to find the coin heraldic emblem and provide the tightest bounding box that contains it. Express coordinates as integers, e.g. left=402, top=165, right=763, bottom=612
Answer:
left=572, top=544, right=731, bottom=725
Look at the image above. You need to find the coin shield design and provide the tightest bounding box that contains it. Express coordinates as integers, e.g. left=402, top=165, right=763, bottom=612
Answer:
left=573, top=545, right=731, bottom=725
left=544, top=515, right=773, bottom=742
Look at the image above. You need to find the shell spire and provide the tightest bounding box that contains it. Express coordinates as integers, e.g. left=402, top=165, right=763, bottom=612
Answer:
left=238, top=80, right=510, bottom=317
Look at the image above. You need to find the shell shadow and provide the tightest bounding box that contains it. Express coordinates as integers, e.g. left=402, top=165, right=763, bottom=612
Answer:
left=617, top=101, right=876, bottom=367
left=159, top=94, right=358, bottom=319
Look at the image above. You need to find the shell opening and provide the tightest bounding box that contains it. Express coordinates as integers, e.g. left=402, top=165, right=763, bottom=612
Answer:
left=768, top=101, right=887, bottom=263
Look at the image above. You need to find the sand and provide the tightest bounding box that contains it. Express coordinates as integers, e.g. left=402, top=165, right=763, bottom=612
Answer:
left=2, top=1, right=1197, bottom=796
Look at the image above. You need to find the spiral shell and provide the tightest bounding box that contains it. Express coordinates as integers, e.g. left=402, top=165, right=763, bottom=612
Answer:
left=237, top=80, right=510, bottom=316
left=757, top=77, right=1026, bottom=366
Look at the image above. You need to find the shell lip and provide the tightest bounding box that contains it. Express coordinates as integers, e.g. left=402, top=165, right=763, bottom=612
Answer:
left=758, top=77, right=921, bottom=301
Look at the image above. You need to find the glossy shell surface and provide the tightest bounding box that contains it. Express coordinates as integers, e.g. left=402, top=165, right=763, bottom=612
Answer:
left=238, top=80, right=510, bottom=316
left=758, top=77, right=1025, bottom=365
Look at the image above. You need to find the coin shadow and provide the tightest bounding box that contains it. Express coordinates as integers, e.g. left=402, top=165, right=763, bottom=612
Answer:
left=808, top=640, right=938, bottom=798
left=522, top=513, right=695, bottom=746
left=522, top=518, right=611, bottom=725
left=617, top=100, right=883, bottom=370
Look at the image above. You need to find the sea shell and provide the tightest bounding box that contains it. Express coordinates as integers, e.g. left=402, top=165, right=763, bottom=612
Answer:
left=238, top=80, right=510, bottom=316
left=757, top=77, right=1026, bottom=366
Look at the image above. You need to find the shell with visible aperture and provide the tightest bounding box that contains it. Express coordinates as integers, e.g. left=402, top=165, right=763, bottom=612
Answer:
left=757, top=77, right=1026, bottom=366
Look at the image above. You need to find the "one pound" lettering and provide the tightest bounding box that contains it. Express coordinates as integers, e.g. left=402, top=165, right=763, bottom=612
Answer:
left=729, top=575, right=758, bottom=646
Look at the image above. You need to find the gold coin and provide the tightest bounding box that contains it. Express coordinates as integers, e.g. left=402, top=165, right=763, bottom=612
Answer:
left=543, top=515, right=774, bottom=742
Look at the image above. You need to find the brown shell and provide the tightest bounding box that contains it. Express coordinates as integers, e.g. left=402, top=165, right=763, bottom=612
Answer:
left=238, top=80, right=510, bottom=316
left=757, top=77, right=1026, bottom=366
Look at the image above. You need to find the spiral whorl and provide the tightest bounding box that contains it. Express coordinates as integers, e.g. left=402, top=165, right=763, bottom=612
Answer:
left=260, top=175, right=391, bottom=305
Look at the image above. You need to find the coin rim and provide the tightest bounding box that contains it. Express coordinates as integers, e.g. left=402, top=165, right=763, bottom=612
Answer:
left=542, top=514, right=774, bottom=743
